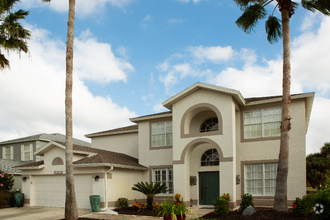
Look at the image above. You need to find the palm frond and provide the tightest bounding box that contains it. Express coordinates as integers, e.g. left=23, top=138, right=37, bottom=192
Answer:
left=265, top=15, right=282, bottom=43
left=234, top=0, right=270, bottom=10
left=0, top=54, right=10, bottom=70
left=235, top=3, right=266, bottom=33
left=302, top=0, right=330, bottom=16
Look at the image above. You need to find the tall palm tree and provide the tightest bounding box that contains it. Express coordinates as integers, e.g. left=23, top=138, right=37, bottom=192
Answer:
left=233, top=0, right=330, bottom=211
left=132, top=182, right=168, bottom=208
left=0, top=0, right=31, bottom=70
left=42, top=0, right=78, bottom=219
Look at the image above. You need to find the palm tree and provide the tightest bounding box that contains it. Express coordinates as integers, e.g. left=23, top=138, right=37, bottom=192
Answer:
left=132, top=182, right=168, bottom=208
left=41, top=0, right=78, bottom=219
left=0, top=0, right=31, bottom=70
left=233, top=0, right=330, bottom=211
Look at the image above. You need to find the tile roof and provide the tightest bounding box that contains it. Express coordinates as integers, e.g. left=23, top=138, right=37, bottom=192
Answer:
left=130, top=111, right=172, bottom=122
left=13, top=161, right=44, bottom=168
left=15, top=141, right=147, bottom=170
left=0, top=133, right=91, bottom=147
left=0, top=159, right=25, bottom=174
left=85, top=125, right=138, bottom=138
left=244, top=93, right=309, bottom=104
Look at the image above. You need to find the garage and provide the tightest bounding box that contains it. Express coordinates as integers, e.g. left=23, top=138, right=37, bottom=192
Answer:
left=34, top=175, right=92, bottom=209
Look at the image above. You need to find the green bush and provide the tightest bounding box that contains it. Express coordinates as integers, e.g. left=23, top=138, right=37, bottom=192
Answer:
left=212, top=197, right=229, bottom=216
left=117, top=197, right=129, bottom=208
left=0, top=170, right=14, bottom=191
left=292, top=195, right=314, bottom=216
left=240, top=193, right=254, bottom=211
left=312, top=178, right=330, bottom=220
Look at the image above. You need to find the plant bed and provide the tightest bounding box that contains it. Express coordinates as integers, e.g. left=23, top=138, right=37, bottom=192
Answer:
left=113, top=206, right=160, bottom=216
left=201, top=207, right=315, bottom=220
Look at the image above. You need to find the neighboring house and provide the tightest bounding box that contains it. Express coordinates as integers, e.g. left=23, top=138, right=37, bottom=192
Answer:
left=1, top=133, right=91, bottom=190
left=0, top=133, right=91, bottom=163
left=15, top=83, right=314, bottom=210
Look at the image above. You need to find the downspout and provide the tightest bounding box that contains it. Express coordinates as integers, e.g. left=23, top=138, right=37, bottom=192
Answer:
left=101, top=166, right=113, bottom=211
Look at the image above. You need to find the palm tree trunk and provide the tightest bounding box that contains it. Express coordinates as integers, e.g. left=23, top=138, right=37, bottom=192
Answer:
left=274, top=1, right=291, bottom=212
left=65, top=0, right=78, bottom=219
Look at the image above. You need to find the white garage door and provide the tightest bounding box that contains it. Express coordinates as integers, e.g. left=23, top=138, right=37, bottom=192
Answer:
left=34, top=175, right=93, bottom=209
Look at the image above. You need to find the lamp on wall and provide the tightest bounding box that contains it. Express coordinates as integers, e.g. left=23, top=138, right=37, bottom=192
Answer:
left=94, top=175, right=99, bottom=181
left=236, top=175, right=240, bottom=185
left=22, top=177, right=27, bottom=182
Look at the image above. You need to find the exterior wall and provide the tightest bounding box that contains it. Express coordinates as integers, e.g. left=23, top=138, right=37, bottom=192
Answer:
left=236, top=99, right=307, bottom=205
left=172, top=89, right=236, bottom=204
left=138, top=120, right=173, bottom=167
left=107, top=168, right=147, bottom=208
left=91, top=133, right=139, bottom=158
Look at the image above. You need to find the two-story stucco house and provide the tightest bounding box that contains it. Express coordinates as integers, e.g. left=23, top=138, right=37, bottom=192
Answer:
left=16, top=83, right=314, bottom=210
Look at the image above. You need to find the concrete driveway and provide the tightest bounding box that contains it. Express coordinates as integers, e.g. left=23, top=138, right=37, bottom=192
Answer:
left=0, top=206, right=91, bottom=220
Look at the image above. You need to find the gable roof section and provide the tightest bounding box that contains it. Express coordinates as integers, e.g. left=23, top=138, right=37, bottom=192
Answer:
left=0, top=133, right=91, bottom=147
left=85, top=125, right=138, bottom=138
left=162, top=82, right=245, bottom=110
left=13, top=161, right=45, bottom=170
left=31, top=141, right=147, bottom=170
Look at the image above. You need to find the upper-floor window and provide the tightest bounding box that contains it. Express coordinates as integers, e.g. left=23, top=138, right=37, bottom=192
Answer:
left=152, top=168, right=173, bottom=195
left=245, top=163, right=277, bottom=195
left=21, top=144, right=33, bottom=161
left=200, top=117, right=218, bottom=133
left=151, top=121, right=173, bottom=147
left=243, top=107, right=281, bottom=139
left=201, top=148, right=219, bottom=166
left=2, top=146, right=13, bottom=160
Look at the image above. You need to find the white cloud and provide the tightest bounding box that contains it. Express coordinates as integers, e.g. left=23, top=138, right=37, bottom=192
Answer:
left=189, top=46, right=235, bottom=63
left=0, top=26, right=136, bottom=142
left=169, top=18, right=183, bottom=24
left=74, top=31, right=134, bottom=83
left=141, top=15, right=152, bottom=28
left=20, top=0, right=132, bottom=16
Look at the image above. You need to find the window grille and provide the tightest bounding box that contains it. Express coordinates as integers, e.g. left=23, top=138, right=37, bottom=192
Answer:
left=151, top=121, right=173, bottom=147
left=152, top=168, right=173, bottom=194
left=200, top=117, right=218, bottom=133
left=201, top=148, right=219, bottom=166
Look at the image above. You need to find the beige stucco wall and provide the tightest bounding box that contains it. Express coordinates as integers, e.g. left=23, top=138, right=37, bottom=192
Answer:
left=236, top=99, right=307, bottom=203
left=107, top=168, right=148, bottom=208
left=138, top=121, right=173, bottom=167
left=91, top=133, right=139, bottom=158
left=171, top=89, right=237, bottom=203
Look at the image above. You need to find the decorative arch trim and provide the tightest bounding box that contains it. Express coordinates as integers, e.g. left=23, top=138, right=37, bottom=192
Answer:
left=180, top=103, right=223, bottom=138
left=173, top=138, right=233, bottom=164
left=52, top=157, right=64, bottom=165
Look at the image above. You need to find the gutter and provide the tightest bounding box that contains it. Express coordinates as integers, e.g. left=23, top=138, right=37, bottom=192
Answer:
left=101, top=166, right=114, bottom=211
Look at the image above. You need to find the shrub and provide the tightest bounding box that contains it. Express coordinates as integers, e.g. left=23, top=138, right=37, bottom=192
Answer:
left=292, top=195, right=313, bottom=216
left=312, top=178, right=330, bottom=220
left=132, top=199, right=147, bottom=211
left=240, top=193, right=254, bottom=211
left=212, top=197, right=229, bottom=216
left=221, top=193, right=231, bottom=202
left=0, top=189, right=11, bottom=208
left=152, top=202, right=161, bottom=211
left=117, top=197, right=129, bottom=208
left=174, top=193, right=181, bottom=202
left=0, top=170, right=14, bottom=191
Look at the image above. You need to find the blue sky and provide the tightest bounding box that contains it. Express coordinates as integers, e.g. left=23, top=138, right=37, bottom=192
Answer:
left=1, top=0, right=329, bottom=154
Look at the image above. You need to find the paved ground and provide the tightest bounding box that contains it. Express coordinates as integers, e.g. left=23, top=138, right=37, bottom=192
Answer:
left=0, top=206, right=213, bottom=220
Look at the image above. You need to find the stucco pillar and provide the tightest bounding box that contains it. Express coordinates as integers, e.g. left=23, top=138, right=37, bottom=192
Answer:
left=173, top=163, right=190, bottom=203
left=220, top=161, right=236, bottom=208
left=22, top=175, right=32, bottom=206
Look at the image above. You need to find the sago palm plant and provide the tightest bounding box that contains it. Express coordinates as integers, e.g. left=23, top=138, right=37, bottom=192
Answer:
left=132, top=181, right=168, bottom=208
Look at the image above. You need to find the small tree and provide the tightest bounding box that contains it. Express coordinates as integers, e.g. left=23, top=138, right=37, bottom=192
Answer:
left=132, top=182, right=168, bottom=208
left=0, top=170, right=14, bottom=207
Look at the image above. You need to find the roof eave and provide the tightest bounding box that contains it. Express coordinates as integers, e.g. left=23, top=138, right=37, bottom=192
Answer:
left=85, top=129, right=138, bottom=138
left=73, top=163, right=148, bottom=170
left=13, top=164, right=45, bottom=170
left=130, top=113, right=172, bottom=123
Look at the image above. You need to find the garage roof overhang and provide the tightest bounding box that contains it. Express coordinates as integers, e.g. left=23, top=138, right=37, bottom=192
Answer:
left=73, top=163, right=148, bottom=171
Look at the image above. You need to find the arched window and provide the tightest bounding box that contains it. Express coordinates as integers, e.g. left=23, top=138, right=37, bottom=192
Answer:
left=200, top=117, right=218, bottom=133
left=52, top=157, right=64, bottom=165
left=201, top=149, right=219, bottom=166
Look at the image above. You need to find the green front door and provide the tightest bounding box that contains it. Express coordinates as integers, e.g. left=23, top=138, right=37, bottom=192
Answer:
left=199, top=172, right=219, bottom=205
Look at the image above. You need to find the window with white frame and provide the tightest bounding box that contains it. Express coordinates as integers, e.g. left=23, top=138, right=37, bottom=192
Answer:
left=35, top=141, right=44, bottom=162
left=21, top=144, right=33, bottom=161
left=151, top=121, right=173, bottom=147
left=201, top=148, right=219, bottom=166
left=2, top=146, right=13, bottom=160
left=152, top=168, right=173, bottom=195
left=243, top=107, right=281, bottom=139
left=245, top=163, right=277, bottom=195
